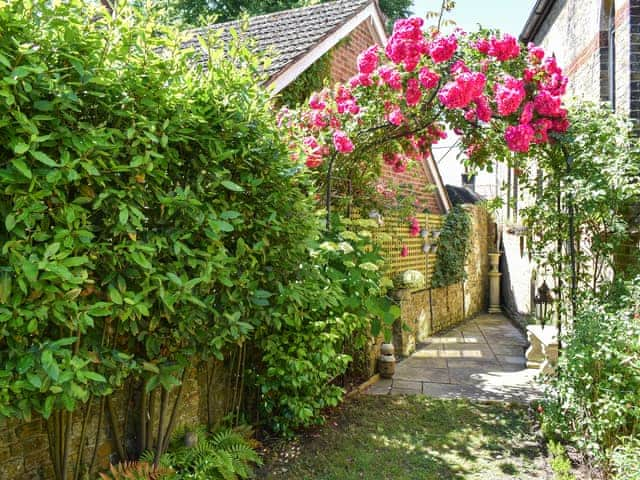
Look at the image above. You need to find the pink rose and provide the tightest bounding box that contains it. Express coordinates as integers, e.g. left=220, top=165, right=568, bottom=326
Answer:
left=494, top=76, right=526, bottom=116
left=419, top=67, right=440, bottom=89
left=505, top=124, right=535, bottom=152
left=357, top=45, right=379, bottom=75
left=429, top=34, right=458, bottom=63
left=405, top=78, right=422, bottom=106
left=309, top=93, right=326, bottom=110
left=488, top=34, right=521, bottom=61
left=387, top=106, right=404, bottom=126
left=333, top=130, right=354, bottom=153
left=378, top=66, right=403, bottom=90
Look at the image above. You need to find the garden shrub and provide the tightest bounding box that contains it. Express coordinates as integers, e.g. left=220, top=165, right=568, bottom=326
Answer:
left=542, top=277, right=640, bottom=472
left=612, top=437, right=640, bottom=480
left=547, top=440, right=575, bottom=480
left=253, top=218, right=398, bottom=435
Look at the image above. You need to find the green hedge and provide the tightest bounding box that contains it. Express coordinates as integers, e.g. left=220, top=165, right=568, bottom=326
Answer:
left=0, top=0, right=317, bottom=426
left=0, top=4, right=398, bottom=469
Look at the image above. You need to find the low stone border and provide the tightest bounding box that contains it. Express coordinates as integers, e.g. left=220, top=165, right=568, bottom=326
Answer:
left=346, top=374, right=381, bottom=398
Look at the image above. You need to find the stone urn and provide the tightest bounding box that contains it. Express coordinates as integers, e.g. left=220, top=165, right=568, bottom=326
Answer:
left=378, top=343, right=396, bottom=378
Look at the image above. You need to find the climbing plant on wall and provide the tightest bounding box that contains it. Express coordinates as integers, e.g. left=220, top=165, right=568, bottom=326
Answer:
left=278, top=51, right=333, bottom=107
left=430, top=206, right=472, bottom=288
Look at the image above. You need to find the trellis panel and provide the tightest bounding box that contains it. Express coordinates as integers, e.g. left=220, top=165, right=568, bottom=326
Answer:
left=372, top=213, right=444, bottom=288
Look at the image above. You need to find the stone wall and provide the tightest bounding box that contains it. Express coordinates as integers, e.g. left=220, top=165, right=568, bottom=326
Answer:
left=0, top=368, right=209, bottom=479
left=390, top=205, right=493, bottom=357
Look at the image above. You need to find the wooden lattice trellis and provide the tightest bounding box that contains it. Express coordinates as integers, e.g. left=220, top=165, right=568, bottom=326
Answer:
left=372, top=213, right=445, bottom=287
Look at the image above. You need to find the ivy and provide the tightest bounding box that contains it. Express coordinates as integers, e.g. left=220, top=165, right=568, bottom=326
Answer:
left=277, top=51, right=333, bottom=108
left=430, top=206, right=472, bottom=289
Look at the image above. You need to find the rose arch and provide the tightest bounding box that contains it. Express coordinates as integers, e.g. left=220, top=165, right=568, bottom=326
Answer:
left=279, top=17, right=569, bottom=226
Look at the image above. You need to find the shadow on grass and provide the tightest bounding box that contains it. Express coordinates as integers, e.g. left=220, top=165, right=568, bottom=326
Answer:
left=259, top=395, right=546, bottom=480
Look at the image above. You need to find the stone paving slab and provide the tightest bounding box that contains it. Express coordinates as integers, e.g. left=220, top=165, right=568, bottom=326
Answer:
left=366, top=313, right=542, bottom=403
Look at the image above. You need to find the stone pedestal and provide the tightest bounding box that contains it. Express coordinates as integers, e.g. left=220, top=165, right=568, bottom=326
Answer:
left=526, top=325, right=559, bottom=374
left=488, top=271, right=502, bottom=313
left=488, top=252, right=502, bottom=313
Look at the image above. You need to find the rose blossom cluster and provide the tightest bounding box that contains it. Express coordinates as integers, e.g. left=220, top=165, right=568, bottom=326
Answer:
left=476, top=34, right=520, bottom=61
left=408, top=217, right=421, bottom=237
left=383, top=152, right=408, bottom=173
left=385, top=17, right=430, bottom=71
left=283, top=15, right=569, bottom=173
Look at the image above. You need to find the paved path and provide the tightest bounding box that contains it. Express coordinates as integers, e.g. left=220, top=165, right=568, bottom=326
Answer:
left=367, top=313, right=542, bottom=403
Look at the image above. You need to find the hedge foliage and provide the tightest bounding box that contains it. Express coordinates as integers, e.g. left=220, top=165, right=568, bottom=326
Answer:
left=0, top=0, right=398, bottom=446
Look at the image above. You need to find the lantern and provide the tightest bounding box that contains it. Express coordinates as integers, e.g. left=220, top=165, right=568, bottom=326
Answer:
left=534, top=281, right=553, bottom=329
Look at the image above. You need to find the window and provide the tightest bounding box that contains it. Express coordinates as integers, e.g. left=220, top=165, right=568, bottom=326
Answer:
left=601, top=0, right=616, bottom=109
left=608, top=1, right=616, bottom=110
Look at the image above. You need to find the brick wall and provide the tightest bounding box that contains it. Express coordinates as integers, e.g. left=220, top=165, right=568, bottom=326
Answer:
left=328, top=20, right=377, bottom=84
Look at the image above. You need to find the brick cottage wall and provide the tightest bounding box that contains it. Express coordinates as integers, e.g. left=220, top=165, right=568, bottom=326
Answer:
left=498, top=0, right=640, bottom=325
left=328, top=19, right=379, bottom=84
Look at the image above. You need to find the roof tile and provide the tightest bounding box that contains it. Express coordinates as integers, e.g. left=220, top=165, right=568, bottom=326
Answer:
left=183, top=0, right=372, bottom=78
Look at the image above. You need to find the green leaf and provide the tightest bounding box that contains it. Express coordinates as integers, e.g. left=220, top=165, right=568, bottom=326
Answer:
left=11, top=158, right=32, bottom=179
left=44, top=242, right=61, bottom=259
left=34, top=100, right=53, bottom=111
left=212, top=220, right=234, bottom=232
left=17, top=355, right=34, bottom=374
left=82, top=371, right=106, bottom=383
left=50, top=337, right=77, bottom=349
left=131, top=251, right=152, bottom=270
left=13, top=142, right=29, bottom=154
left=221, top=180, right=244, bottom=192
left=159, top=373, right=181, bottom=391
left=22, top=261, right=38, bottom=283
left=108, top=286, right=122, bottom=305
left=27, top=318, right=37, bottom=333
left=142, top=362, right=160, bottom=374
left=42, top=396, right=54, bottom=419
left=119, top=208, right=129, bottom=225
left=145, top=375, right=160, bottom=393
left=41, top=350, right=59, bottom=381
left=31, top=150, right=58, bottom=167
left=220, top=210, right=242, bottom=220
left=27, top=373, right=42, bottom=389
left=254, top=290, right=273, bottom=298
left=5, top=214, right=16, bottom=232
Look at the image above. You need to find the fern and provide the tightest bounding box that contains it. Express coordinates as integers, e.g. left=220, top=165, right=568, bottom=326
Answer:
left=98, top=460, right=174, bottom=480
left=151, top=426, right=262, bottom=480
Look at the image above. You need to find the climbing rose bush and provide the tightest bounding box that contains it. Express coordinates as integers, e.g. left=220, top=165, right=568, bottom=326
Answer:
left=279, top=18, right=569, bottom=216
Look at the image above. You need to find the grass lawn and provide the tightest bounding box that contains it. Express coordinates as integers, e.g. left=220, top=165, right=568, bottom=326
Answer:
left=258, top=395, right=549, bottom=480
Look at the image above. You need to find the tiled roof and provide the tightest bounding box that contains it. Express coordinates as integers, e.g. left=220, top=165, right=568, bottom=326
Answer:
left=183, top=0, right=372, bottom=78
